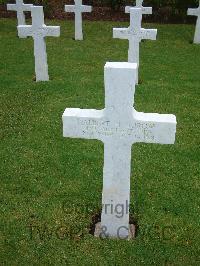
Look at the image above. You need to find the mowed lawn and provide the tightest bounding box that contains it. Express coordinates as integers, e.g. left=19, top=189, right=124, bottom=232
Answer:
left=0, top=18, right=200, bottom=265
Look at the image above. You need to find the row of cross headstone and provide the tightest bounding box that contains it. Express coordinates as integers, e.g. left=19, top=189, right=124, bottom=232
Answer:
left=7, top=0, right=178, bottom=239
left=7, top=0, right=92, bottom=40
left=8, top=0, right=200, bottom=43
left=7, top=0, right=200, bottom=83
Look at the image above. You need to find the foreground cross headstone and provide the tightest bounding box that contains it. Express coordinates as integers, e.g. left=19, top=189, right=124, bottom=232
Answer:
left=125, top=0, right=152, bottom=15
left=187, top=1, right=200, bottom=44
left=64, top=0, right=92, bottom=40
left=113, top=8, right=157, bottom=84
left=7, top=0, right=33, bottom=38
left=62, top=62, right=177, bottom=239
left=17, top=6, right=60, bottom=82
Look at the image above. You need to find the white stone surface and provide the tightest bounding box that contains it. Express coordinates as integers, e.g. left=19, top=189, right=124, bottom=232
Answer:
left=62, top=62, right=177, bottom=239
left=187, top=1, right=200, bottom=44
left=64, top=0, right=92, bottom=40
left=125, top=0, right=152, bottom=15
left=113, top=8, right=157, bottom=84
left=17, top=6, right=60, bottom=82
left=7, top=0, right=33, bottom=38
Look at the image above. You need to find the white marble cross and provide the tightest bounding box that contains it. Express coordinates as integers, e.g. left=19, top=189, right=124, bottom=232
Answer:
left=62, top=62, right=177, bottom=239
left=113, top=8, right=157, bottom=84
left=64, top=0, right=92, bottom=40
left=187, top=1, right=200, bottom=44
left=17, top=6, right=60, bottom=82
left=125, top=0, right=152, bottom=15
left=7, top=0, right=33, bottom=38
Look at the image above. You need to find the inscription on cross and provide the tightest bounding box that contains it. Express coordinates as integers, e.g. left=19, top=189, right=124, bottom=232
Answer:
left=17, top=6, right=60, bottom=81
left=64, top=0, right=92, bottom=40
left=125, top=0, right=152, bottom=15
left=187, top=1, right=200, bottom=44
left=62, top=62, right=177, bottom=239
left=113, top=8, right=157, bottom=84
left=7, top=0, right=33, bottom=38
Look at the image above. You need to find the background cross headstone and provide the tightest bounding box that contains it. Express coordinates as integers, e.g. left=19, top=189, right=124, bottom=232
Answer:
left=64, top=0, right=92, bottom=40
left=187, top=1, right=200, bottom=44
left=125, top=0, right=152, bottom=15
left=7, top=0, right=33, bottom=38
left=62, top=62, right=177, bottom=239
left=113, top=8, right=157, bottom=84
left=17, top=6, right=60, bottom=82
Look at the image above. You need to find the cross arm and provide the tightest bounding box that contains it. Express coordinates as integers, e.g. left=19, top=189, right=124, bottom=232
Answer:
left=133, top=110, right=177, bottom=144
left=64, top=5, right=76, bottom=12
left=81, top=5, right=92, bottom=12
left=187, top=8, right=199, bottom=16
left=140, top=28, right=157, bottom=40
left=141, top=6, right=152, bottom=14
left=44, top=26, right=60, bottom=37
left=17, top=25, right=33, bottom=37
left=125, top=6, right=152, bottom=15
left=22, top=4, right=33, bottom=11
left=63, top=108, right=104, bottom=140
left=7, top=4, right=17, bottom=11
left=113, top=28, right=129, bottom=39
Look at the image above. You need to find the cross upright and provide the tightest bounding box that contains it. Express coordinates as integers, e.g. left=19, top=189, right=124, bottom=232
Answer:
left=62, top=62, right=177, bottom=239
left=113, top=8, right=157, bottom=84
left=125, top=0, right=152, bottom=15
left=64, top=0, right=92, bottom=40
left=187, top=1, right=200, bottom=44
left=17, top=6, right=60, bottom=82
left=7, top=0, right=33, bottom=38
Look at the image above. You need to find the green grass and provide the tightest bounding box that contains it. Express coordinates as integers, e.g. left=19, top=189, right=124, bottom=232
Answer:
left=0, top=18, right=200, bottom=265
